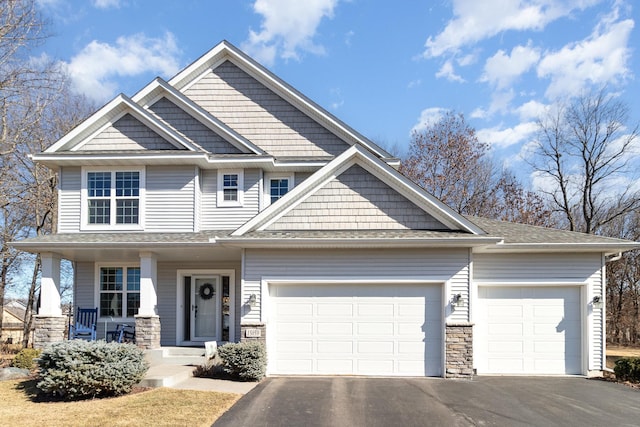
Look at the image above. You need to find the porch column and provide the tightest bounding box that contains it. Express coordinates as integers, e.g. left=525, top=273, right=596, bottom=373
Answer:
left=135, top=252, right=160, bottom=349
left=34, top=252, right=65, bottom=348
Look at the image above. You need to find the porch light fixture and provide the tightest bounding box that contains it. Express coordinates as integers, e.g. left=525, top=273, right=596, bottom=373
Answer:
left=592, top=295, right=603, bottom=309
left=248, top=294, right=257, bottom=307
left=452, top=293, right=464, bottom=307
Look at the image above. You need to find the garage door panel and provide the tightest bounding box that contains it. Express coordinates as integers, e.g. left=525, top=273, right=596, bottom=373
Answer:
left=269, top=283, right=443, bottom=376
left=317, top=341, right=353, bottom=354
left=276, top=303, right=313, bottom=316
left=317, top=303, right=352, bottom=317
left=477, top=286, right=581, bottom=375
left=317, top=322, right=353, bottom=335
left=277, top=340, right=314, bottom=353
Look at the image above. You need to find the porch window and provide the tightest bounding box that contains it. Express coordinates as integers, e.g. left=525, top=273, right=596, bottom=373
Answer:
left=217, top=170, right=243, bottom=207
left=83, top=167, right=144, bottom=229
left=99, top=266, right=140, bottom=318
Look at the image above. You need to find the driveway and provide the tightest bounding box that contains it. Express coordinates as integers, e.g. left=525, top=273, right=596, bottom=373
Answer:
left=213, top=376, right=640, bottom=427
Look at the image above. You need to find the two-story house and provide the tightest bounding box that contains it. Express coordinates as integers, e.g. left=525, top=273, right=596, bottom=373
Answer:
left=14, top=41, right=638, bottom=378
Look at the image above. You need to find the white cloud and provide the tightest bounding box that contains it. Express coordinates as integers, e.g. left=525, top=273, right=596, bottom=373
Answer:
left=93, top=0, right=121, bottom=9
left=407, top=79, right=422, bottom=89
left=242, top=0, right=339, bottom=66
left=537, top=9, right=634, bottom=99
left=516, top=100, right=547, bottom=121
left=477, top=121, right=538, bottom=149
left=435, top=60, right=465, bottom=82
left=423, top=0, right=599, bottom=58
left=411, top=107, right=449, bottom=134
left=65, top=32, right=181, bottom=102
left=480, top=43, right=541, bottom=89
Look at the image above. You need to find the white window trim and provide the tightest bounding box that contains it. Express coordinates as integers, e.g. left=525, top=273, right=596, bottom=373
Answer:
left=217, top=169, right=244, bottom=207
left=80, top=166, right=145, bottom=231
left=94, top=263, right=141, bottom=321
left=263, top=173, right=294, bottom=207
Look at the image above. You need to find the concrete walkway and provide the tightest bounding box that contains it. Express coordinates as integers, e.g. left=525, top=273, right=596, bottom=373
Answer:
left=171, top=376, right=258, bottom=394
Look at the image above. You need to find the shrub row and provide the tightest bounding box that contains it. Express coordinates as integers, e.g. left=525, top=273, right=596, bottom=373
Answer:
left=11, top=348, right=41, bottom=370
left=37, top=340, right=149, bottom=400
left=614, top=357, right=640, bottom=383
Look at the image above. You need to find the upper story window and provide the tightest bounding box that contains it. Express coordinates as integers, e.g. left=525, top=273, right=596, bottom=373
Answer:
left=82, top=167, right=145, bottom=230
left=264, top=174, right=294, bottom=206
left=217, top=170, right=243, bottom=207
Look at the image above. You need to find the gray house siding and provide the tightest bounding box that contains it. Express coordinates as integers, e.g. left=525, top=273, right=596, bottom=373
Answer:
left=200, top=168, right=260, bottom=230
left=79, top=114, right=176, bottom=151
left=145, top=165, right=196, bottom=232
left=58, top=167, right=81, bottom=233
left=473, top=252, right=604, bottom=370
left=243, top=248, right=470, bottom=324
left=267, top=165, right=445, bottom=230
left=184, top=60, right=349, bottom=158
left=148, top=97, right=242, bottom=154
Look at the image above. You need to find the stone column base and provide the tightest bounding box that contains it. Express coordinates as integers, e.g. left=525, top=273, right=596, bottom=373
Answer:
left=240, top=324, right=266, bottom=344
left=445, top=323, right=474, bottom=379
left=134, top=315, right=161, bottom=349
left=34, top=315, right=66, bottom=349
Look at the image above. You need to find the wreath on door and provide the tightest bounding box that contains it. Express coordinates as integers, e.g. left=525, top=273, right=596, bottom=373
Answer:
left=199, top=283, right=215, bottom=300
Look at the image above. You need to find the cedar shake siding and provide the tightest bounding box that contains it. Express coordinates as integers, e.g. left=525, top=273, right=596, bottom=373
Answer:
left=184, top=60, right=349, bottom=158
left=78, top=113, right=177, bottom=151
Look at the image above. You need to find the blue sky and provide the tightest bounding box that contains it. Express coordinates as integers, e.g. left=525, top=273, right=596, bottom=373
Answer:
left=35, top=0, right=639, bottom=182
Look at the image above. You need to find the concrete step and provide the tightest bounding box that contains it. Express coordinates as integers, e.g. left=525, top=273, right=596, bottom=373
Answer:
left=145, top=347, right=206, bottom=367
left=139, top=364, right=195, bottom=388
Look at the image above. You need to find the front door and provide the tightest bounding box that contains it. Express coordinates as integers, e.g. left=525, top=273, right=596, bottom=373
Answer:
left=191, top=277, right=220, bottom=341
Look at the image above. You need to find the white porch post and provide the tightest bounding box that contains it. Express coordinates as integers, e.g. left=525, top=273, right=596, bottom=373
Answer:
left=135, top=251, right=161, bottom=349
left=138, top=251, right=158, bottom=316
left=39, top=252, right=62, bottom=316
left=34, top=252, right=65, bottom=348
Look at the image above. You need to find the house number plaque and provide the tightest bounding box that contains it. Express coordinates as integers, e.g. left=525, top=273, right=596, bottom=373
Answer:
left=245, top=329, right=262, bottom=338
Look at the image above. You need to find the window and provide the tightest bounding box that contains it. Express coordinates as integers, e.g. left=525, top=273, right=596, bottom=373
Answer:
left=217, top=170, right=243, bottom=207
left=98, top=266, right=140, bottom=318
left=264, top=174, right=293, bottom=206
left=82, top=168, right=144, bottom=229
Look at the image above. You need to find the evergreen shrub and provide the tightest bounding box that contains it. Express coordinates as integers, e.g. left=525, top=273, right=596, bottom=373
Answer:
left=37, top=340, right=149, bottom=400
left=217, top=341, right=266, bottom=381
left=11, top=348, right=41, bottom=370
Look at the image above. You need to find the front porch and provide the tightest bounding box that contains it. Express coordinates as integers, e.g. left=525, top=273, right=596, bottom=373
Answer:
left=27, top=236, right=245, bottom=350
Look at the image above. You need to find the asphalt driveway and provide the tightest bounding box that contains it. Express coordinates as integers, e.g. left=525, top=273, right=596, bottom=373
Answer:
left=213, top=376, right=640, bottom=427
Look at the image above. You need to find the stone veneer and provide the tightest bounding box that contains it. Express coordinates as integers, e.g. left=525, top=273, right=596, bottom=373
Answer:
left=240, top=324, right=266, bottom=344
left=134, top=315, right=161, bottom=349
left=33, top=316, right=66, bottom=349
left=445, top=323, right=474, bottom=379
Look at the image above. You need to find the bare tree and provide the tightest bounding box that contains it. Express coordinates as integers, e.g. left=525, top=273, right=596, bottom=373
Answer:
left=530, top=88, right=640, bottom=234
left=401, top=111, right=551, bottom=225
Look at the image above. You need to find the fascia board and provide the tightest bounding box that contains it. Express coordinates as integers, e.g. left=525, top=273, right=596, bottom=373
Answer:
left=167, top=40, right=392, bottom=159
left=475, top=242, right=640, bottom=255
left=133, top=78, right=265, bottom=155
left=214, top=236, right=503, bottom=249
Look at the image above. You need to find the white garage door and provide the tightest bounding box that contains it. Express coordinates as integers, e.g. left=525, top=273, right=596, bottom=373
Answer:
left=268, top=283, right=443, bottom=376
left=475, top=286, right=582, bottom=375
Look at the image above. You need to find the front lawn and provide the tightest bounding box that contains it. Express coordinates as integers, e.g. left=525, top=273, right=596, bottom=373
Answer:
left=0, top=379, right=240, bottom=427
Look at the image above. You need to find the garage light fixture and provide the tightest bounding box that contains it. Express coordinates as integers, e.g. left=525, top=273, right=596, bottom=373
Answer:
left=248, top=293, right=257, bottom=308
left=592, top=295, right=603, bottom=309
left=452, top=293, right=464, bottom=308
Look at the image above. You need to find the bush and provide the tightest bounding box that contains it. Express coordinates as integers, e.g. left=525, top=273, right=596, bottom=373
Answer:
left=217, top=341, right=266, bottom=381
left=11, top=348, right=41, bottom=370
left=36, top=340, right=149, bottom=400
left=614, top=357, right=640, bottom=383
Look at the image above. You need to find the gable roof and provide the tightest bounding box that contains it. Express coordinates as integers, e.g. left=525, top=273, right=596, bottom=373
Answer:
left=168, top=40, right=397, bottom=164
left=232, top=144, right=485, bottom=236
left=131, top=77, right=265, bottom=155
left=44, top=94, right=201, bottom=153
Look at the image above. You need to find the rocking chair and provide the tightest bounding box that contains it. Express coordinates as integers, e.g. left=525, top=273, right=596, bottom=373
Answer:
left=69, top=307, right=98, bottom=341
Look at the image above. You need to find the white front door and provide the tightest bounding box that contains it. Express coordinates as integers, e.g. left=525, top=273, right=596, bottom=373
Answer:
left=191, top=277, right=220, bottom=341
